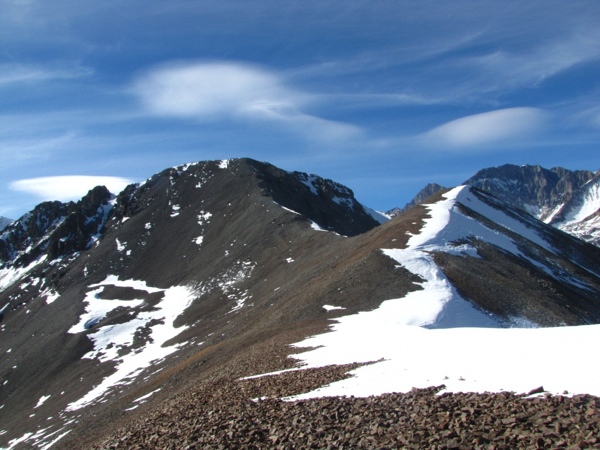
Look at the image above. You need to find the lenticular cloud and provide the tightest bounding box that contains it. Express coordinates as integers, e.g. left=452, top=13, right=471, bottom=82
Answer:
left=132, top=61, right=362, bottom=141
left=133, top=61, right=305, bottom=120
left=424, top=107, right=547, bottom=148
left=10, top=176, right=132, bottom=202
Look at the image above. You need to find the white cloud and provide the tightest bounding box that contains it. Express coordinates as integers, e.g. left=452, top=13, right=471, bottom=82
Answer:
left=133, top=61, right=361, bottom=141
left=134, top=61, right=302, bottom=119
left=0, top=63, right=93, bottom=86
left=422, top=107, right=547, bottom=149
left=470, top=31, right=600, bottom=91
left=10, top=176, right=133, bottom=202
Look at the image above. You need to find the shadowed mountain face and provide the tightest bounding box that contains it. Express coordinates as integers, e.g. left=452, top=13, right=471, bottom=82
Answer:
left=1, top=158, right=600, bottom=448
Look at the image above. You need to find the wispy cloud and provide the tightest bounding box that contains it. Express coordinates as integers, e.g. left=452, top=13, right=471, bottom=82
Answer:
left=466, top=31, right=600, bottom=92
left=10, top=176, right=133, bottom=202
left=571, top=105, right=600, bottom=130
left=0, top=63, right=93, bottom=86
left=133, top=61, right=362, bottom=141
left=422, top=107, right=548, bottom=149
left=0, top=131, right=79, bottom=166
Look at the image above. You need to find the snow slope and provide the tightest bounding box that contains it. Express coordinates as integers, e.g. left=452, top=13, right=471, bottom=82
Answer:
left=66, top=276, right=196, bottom=411
left=551, top=177, right=600, bottom=245
left=250, top=186, right=600, bottom=398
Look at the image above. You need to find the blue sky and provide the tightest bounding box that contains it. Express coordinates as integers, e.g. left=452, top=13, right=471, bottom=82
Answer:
left=1, top=1, right=600, bottom=218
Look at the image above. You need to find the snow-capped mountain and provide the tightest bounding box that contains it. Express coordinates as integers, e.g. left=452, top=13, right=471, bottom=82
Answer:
left=1, top=158, right=599, bottom=449
left=464, top=164, right=600, bottom=246
left=399, top=164, right=600, bottom=247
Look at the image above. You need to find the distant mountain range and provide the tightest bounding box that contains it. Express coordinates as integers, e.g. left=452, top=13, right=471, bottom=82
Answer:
left=1, top=159, right=599, bottom=449
left=395, top=164, right=600, bottom=247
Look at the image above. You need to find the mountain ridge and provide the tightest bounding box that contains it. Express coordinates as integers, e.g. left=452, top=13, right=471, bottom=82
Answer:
left=1, top=158, right=600, bottom=449
left=397, top=163, right=600, bottom=247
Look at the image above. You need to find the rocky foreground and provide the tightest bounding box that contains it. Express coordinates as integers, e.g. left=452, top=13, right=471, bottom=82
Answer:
left=85, top=366, right=599, bottom=449
left=50, top=325, right=599, bottom=450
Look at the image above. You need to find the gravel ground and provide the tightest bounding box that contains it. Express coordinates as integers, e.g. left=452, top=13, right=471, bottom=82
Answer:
left=55, top=323, right=600, bottom=450
left=88, top=355, right=600, bottom=449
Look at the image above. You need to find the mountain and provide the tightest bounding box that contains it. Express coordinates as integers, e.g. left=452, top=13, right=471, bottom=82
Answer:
left=0, top=217, right=12, bottom=232
left=0, top=186, right=113, bottom=268
left=1, top=158, right=600, bottom=449
left=464, top=164, right=600, bottom=246
left=398, top=164, right=600, bottom=247
left=389, top=182, right=446, bottom=216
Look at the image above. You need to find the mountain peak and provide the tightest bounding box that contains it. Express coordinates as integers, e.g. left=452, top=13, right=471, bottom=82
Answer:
left=391, top=182, right=447, bottom=215
left=0, top=185, right=115, bottom=268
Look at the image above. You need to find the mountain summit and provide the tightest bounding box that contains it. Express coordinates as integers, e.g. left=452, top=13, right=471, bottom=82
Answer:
left=1, top=158, right=600, bottom=449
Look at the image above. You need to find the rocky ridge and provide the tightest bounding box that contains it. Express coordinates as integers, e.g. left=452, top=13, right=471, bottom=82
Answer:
left=464, top=165, right=596, bottom=221
left=0, top=186, right=113, bottom=267
left=390, top=183, right=447, bottom=216
left=1, top=158, right=600, bottom=449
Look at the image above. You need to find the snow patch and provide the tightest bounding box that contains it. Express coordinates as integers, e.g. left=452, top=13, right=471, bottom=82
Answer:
left=332, top=195, right=353, bottom=208
left=323, top=305, right=346, bottom=311
left=34, top=395, right=51, bottom=408
left=68, top=292, right=142, bottom=333
left=197, top=211, right=212, bottom=225
left=562, top=181, right=600, bottom=225
left=66, top=277, right=196, bottom=411
left=126, top=388, right=162, bottom=410
left=310, top=221, right=326, bottom=232
left=296, top=173, right=319, bottom=195
left=274, top=203, right=301, bottom=215
left=43, top=289, right=60, bottom=305
left=288, top=325, right=600, bottom=399
left=361, top=205, right=390, bottom=224
left=0, top=255, right=47, bottom=294
left=115, top=238, right=126, bottom=252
